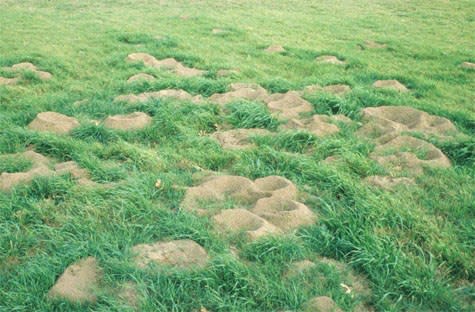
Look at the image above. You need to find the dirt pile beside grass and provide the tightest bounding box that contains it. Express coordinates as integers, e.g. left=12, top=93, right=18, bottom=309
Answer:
left=28, top=112, right=80, bottom=134
left=104, top=112, right=152, bottom=130
left=127, top=53, right=205, bottom=77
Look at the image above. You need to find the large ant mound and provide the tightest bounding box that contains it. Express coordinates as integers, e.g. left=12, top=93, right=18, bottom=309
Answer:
left=11, top=62, right=52, bottom=80
left=364, top=175, right=415, bottom=190
left=127, top=73, right=155, bottom=83
left=253, top=175, right=297, bottom=200
left=357, top=106, right=458, bottom=141
left=211, top=128, right=271, bottom=149
left=212, top=208, right=281, bottom=240
left=209, top=83, right=269, bottom=105
left=104, top=112, right=152, bottom=130
left=303, top=296, right=343, bottom=312
left=126, top=53, right=205, bottom=77
left=115, top=89, right=202, bottom=104
left=54, top=161, right=92, bottom=185
left=132, top=239, right=209, bottom=270
left=303, top=84, right=352, bottom=96
left=47, top=257, right=102, bottom=303
left=251, top=197, right=316, bottom=231
left=284, top=115, right=341, bottom=137
left=0, top=151, right=53, bottom=191
left=371, top=135, right=451, bottom=175
left=315, top=55, right=345, bottom=65
left=373, top=80, right=408, bottom=92
left=28, top=112, right=80, bottom=134
left=265, top=91, right=313, bottom=118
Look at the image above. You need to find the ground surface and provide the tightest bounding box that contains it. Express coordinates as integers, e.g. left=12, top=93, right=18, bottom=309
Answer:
left=0, top=0, right=474, bottom=311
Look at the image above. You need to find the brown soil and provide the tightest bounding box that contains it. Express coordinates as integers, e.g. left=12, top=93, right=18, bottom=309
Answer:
left=54, top=161, right=92, bottom=185
left=11, top=62, right=52, bottom=80
left=373, top=80, right=408, bottom=92
left=315, top=55, right=345, bottom=65
left=0, top=77, right=19, bottom=85
left=284, top=115, right=340, bottom=137
left=303, top=84, right=351, bottom=96
left=216, top=69, right=239, bottom=77
left=265, top=91, right=313, bottom=118
left=132, top=239, right=209, bottom=270
left=253, top=175, right=297, bottom=200
left=127, top=73, right=155, bottom=83
left=364, top=40, right=387, bottom=49
left=364, top=175, right=415, bottom=190
left=265, top=45, right=285, bottom=53
left=47, top=257, right=102, bottom=303
left=209, top=83, right=268, bottom=105
left=461, top=62, right=475, bottom=69
left=211, top=128, right=271, bottom=149
left=304, top=296, right=343, bottom=312
left=103, top=112, right=152, bottom=130
left=126, top=53, right=204, bottom=77
left=28, top=112, right=80, bottom=134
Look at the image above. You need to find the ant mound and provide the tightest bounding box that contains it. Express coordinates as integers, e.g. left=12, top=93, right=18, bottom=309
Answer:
left=364, top=40, right=387, bottom=49
left=373, top=80, right=408, bottom=92
left=212, top=208, right=281, bottom=240
left=132, top=239, right=208, bottom=270
left=47, top=257, right=102, bottom=303
left=0, top=77, right=19, bottom=85
left=251, top=197, right=316, bottom=231
left=209, top=83, right=268, bottom=105
left=28, top=112, right=80, bottom=134
left=303, top=84, right=352, bottom=96
left=357, top=106, right=458, bottom=142
left=54, top=161, right=92, bottom=185
left=216, top=69, right=239, bottom=77
left=371, top=136, right=451, bottom=175
left=11, top=62, right=52, bottom=80
left=127, top=73, right=155, bottom=83
left=265, top=45, right=285, bottom=53
left=461, top=62, right=475, bottom=69
left=0, top=151, right=53, bottom=191
left=253, top=175, right=297, bottom=200
left=115, top=89, right=202, bottom=104
left=284, top=115, right=341, bottom=137
left=364, top=175, right=415, bottom=190
left=303, top=296, right=343, bottom=312
left=265, top=91, right=313, bottom=118
left=315, top=55, right=345, bottom=65
left=104, top=112, right=152, bottom=130
left=126, top=53, right=204, bottom=77
left=211, top=128, right=271, bottom=149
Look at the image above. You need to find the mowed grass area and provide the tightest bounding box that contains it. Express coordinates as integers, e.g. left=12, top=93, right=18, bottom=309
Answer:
left=0, top=0, right=474, bottom=311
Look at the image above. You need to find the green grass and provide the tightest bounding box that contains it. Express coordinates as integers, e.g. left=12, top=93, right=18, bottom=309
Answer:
left=0, top=0, right=474, bottom=311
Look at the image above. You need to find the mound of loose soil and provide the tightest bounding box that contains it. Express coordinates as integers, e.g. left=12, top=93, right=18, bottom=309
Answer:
left=216, top=69, right=239, bottom=77
left=11, top=62, right=52, bottom=80
left=364, top=175, right=415, bottom=190
left=54, top=161, right=92, bottom=185
left=47, top=257, right=102, bottom=303
left=373, top=80, right=408, bottom=92
left=211, top=128, right=271, bottom=149
left=304, top=296, right=343, bottom=312
left=127, top=73, right=155, bottom=83
left=209, top=83, right=268, bottom=105
left=461, top=62, right=475, bottom=69
left=28, top=112, right=80, bottom=134
left=284, top=115, right=341, bottom=137
left=126, top=53, right=204, bottom=77
left=265, top=91, right=313, bottom=118
left=303, top=84, right=352, bottom=96
left=104, top=112, right=152, bottom=130
left=132, top=239, right=209, bottom=269
left=212, top=208, right=281, bottom=240
left=115, top=89, right=202, bottom=104
left=315, top=55, right=345, bottom=65
left=265, top=45, right=285, bottom=53
left=0, top=77, right=19, bottom=85
left=364, top=40, right=387, bottom=49
left=253, top=175, right=297, bottom=200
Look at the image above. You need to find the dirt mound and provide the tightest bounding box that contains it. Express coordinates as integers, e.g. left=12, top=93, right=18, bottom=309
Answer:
left=47, top=257, right=102, bottom=303
left=357, top=106, right=458, bottom=141
left=211, top=128, right=271, bottom=149
left=251, top=197, right=316, bottom=231
left=316, top=55, right=345, bottom=65
left=371, top=135, right=451, bottom=175
left=11, top=62, right=52, bottom=80
left=254, top=176, right=297, bottom=200
left=0, top=151, right=53, bottom=191
left=212, top=208, right=281, bottom=240
left=365, top=175, right=415, bottom=190
left=303, top=84, right=352, bottom=96
left=54, top=161, right=92, bottom=185
left=28, top=112, right=80, bottom=134
left=284, top=115, right=341, bottom=137
left=127, top=73, right=155, bottom=83
left=126, top=53, right=204, bottom=77
left=115, top=89, right=202, bottom=104
left=373, top=80, right=408, bottom=92
left=265, top=45, right=285, bottom=53
left=0, top=77, right=19, bottom=85
left=117, top=282, right=139, bottom=308
left=216, top=69, right=239, bottom=77
left=209, top=83, right=268, bottom=105
left=104, top=112, right=152, bottom=130
left=461, top=62, right=475, bottom=69
left=265, top=91, right=313, bottom=118
left=364, top=40, right=387, bottom=49
left=132, top=239, right=209, bottom=269
left=304, top=296, right=342, bottom=312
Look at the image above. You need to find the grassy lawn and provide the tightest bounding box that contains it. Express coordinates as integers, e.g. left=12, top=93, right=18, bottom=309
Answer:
left=0, top=0, right=474, bottom=311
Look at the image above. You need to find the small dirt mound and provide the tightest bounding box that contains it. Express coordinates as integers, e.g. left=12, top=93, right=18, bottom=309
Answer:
left=254, top=175, right=297, bottom=200
left=0, top=77, right=19, bottom=85
left=371, top=135, right=451, bottom=175
left=115, top=89, right=202, bottom=104
left=251, top=197, right=316, bottom=231
left=213, top=208, right=281, bottom=240
left=373, top=80, right=408, bottom=92
left=132, top=239, right=209, bottom=270
left=316, top=55, right=345, bottom=65
left=364, top=175, right=415, bottom=190
left=47, top=257, right=102, bottom=303
left=0, top=150, right=53, bottom=191
left=265, top=45, right=285, bottom=53
left=211, top=128, right=271, bottom=149
left=104, top=112, right=152, bottom=130
left=54, top=161, right=92, bottom=185
left=364, top=40, right=387, bottom=49
left=357, top=105, right=458, bottom=141
left=11, top=62, right=52, bottom=80
left=461, top=62, right=475, bottom=69
left=209, top=83, right=268, bottom=105
left=284, top=115, right=341, bottom=137
left=304, top=296, right=343, bottom=312
left=127, top=73, right=155, bottom=83
left=265, top=91, right=313, bottom=118
left=28, top=112, right=80, bottom=134
left=117, top=282, right=139, bottom=308
left=216, top=69, right=239, bottom=77
left=303, top=84, right=352, bottom=96
left=126, top=53, right=204, bottom=77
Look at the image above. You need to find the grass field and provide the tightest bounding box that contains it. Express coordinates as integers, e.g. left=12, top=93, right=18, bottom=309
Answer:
left=0, top=0, right=474, bottom=311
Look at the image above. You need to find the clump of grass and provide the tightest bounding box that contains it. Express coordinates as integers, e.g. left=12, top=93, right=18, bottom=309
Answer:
left=0, top=155, right=32, bottom=173
left=225, top=100, right=280, bottom=130
left=71, top=124, right=119, bottom=144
